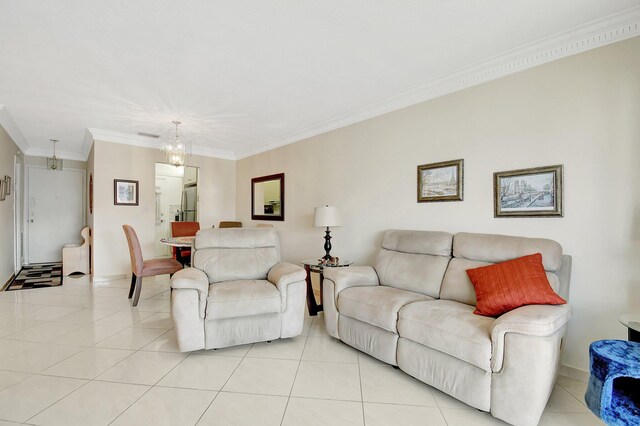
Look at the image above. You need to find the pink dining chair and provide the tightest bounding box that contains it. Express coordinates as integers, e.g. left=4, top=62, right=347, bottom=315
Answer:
left=122, top=225, right=182, bottom=306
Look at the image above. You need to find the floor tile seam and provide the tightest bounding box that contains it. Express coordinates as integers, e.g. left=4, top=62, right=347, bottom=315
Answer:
left=90, top=327, right=188, bottom=385
left=1, top=343, right=87, bottom=377
left=22, top=375, right=93, bottom=424
left=34, top=323, right=126, bottom=347
left=194, top=390, right=222, bottom=425
left=105, top=380, right=157, bottom=426
left=193, top=340, right=256, bottom=426
left=555, top=381, right=588, bottom=407
left=356, top=343, right=366, bottom=426
left=279, top=329, right=311, bottom=426
left=360, top=399, right=441, bottom=408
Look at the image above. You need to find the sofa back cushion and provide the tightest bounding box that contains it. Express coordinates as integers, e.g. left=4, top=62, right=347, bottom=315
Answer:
left=193, top=228, right=280, bottom=283
left=440, top=232, right=563, bottom=306
left=374, top=230, right=453, bottom=297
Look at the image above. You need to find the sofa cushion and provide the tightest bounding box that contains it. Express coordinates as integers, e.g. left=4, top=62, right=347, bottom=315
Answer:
left=206, top=279, right=281, bottom=320
left=397, top=300, right=494, bottom=372
left=193, top=228, right=281, bottom=283
left=338, top=285, right=431, bottom=333
left=465, top=253, right=567, bottom=317
left=374, top=229, right=453, bottom=297
left=453, top=232, right=563, bottom=272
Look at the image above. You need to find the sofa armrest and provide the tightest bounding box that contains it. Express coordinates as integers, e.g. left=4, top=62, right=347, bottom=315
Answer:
left=490, top=304, right=571, bottom=372
left=268, top=262, right=306, bottom=290
left=171, top=268, right=209, bottom=318
left=323, top=266, right=379, bottom=297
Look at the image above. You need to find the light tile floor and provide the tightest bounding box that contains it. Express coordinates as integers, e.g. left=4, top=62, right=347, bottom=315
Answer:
left=0, top=275, right=603, bottom=425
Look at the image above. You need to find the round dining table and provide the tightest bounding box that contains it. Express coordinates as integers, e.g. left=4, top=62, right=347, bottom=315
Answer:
left=160, top=236, right=196, bottom=266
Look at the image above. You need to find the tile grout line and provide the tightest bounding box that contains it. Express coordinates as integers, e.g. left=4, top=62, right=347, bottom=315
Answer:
left=2, top=281, right=174, bottom=424
left=193, top=340, right=259, bottom=425
left=279, top=315, right=313, bottom=426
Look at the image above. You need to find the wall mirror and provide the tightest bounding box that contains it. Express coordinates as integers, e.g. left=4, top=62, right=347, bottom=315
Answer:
left=252, top=173, right=284, bottom=221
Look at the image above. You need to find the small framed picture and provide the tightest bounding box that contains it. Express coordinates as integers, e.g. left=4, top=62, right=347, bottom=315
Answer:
left=494, top=165, right=563, bottom=217
left=417, top=159, right=464, bottom=202
left=114, top=179, right=139, bottom=206
left=4, top=176, right=11, bottom=196
left=0, top=179, right=5, bottom=201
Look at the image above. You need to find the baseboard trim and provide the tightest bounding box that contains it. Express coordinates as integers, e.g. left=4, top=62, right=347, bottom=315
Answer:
left=93, top=274, right=127, bottom=283
left=558, top=363, right=589, bottom=382
left=1, top=273, right=16, bottom=291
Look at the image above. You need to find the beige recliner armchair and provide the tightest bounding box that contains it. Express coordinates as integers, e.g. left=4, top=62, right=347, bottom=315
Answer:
left=170, top=228, right=307, bottom=352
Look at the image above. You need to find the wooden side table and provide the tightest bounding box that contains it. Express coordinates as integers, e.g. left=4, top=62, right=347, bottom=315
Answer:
left=301, top=260, right=352, bottom=316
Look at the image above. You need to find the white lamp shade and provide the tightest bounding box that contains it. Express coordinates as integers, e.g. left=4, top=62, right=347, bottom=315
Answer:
left=314, top=206, right=342, bottom=227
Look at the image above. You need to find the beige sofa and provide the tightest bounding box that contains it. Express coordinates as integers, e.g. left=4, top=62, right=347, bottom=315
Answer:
left=323, top=230, right=572, bottom=426
left=170, top=228, right=307, bottom=352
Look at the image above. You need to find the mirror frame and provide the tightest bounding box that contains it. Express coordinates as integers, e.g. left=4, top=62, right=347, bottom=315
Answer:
left=251, top=173, right=285, bottom=221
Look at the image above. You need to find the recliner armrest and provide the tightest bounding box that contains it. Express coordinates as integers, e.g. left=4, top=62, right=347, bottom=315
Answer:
left=171, top=268, right=209, bottom=318
left=268, top=262, right=306, bottom=290
left=323, top=266, right=379, bottom=296
left=490, top=304, right=571, bottom=372
left=268, top=262, right=306, bottom=311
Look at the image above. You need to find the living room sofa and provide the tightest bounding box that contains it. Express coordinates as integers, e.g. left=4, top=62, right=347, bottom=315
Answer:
left=323, top=230, right=572, bottom=426
left=170, top=228, right=307, bottom=352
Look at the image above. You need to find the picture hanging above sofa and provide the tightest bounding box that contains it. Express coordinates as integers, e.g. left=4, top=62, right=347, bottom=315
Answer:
left=494, top=164, right=564, bottom=217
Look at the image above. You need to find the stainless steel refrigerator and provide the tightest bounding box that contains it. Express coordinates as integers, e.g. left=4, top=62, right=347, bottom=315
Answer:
left=181, top=184, right=197, bottom=222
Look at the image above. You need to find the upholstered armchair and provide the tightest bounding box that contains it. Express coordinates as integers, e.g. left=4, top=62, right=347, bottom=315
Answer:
left=170, top=228, right=307, bottom=352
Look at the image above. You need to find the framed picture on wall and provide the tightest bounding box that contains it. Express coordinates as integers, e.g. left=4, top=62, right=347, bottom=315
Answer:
left=417, top=159, right=464, bottom=202
left=114, top=179, right=139, bottom=206
left=494, top=164, right=563, bottom=217
left=0, top=179, right=5, bottom=201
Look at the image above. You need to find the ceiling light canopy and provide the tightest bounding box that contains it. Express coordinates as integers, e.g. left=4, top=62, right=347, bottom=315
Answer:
left=162, top=120, right=191, bottom=167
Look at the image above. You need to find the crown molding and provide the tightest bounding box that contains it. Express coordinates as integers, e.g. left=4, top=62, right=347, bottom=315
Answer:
left=0, top=105, right=30, bottom=154
left=235, top=5, right=640, bottom=160
left=22, top=147, right=87, bottom=161
left=87, top=127, right=236, bottom=161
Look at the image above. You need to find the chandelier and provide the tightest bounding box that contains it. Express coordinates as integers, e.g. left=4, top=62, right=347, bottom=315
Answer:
left=47, top=139, right=63, bottom=171
left=162, top=120, right=190, bottom=167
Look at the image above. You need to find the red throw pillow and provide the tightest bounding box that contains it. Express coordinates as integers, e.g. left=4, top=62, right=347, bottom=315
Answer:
left=465, top=253, right=566, bottom=317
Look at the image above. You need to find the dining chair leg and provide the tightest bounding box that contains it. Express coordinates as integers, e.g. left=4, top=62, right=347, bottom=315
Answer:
left=128, top=273, right=136, bottom=299
left=132, top=275, right=143, bottom=306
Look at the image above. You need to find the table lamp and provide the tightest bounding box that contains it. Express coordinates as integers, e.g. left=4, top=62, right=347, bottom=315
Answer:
left=314, top=205, right=342, bottom=260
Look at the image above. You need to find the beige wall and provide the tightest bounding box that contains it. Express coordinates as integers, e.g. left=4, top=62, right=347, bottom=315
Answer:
left=236, top=38, right=640, bottom=372
left=92, top=140, right=236, bottom=278
left=0, top=125, right=19, bottom=285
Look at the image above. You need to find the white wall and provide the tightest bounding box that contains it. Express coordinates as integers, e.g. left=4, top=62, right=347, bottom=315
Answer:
left=0, top=125, right=19, bottom=285
left=92, top=140, right=236, bottom=278
left=236, top=37, right=640, bottom=372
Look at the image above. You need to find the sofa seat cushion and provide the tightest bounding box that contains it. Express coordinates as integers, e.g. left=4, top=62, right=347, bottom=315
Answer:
left=397, top=300, right=494, bottom=372
left=206, top=280, right=281, bottom=320
left=338, top=285, right=431, bottom=333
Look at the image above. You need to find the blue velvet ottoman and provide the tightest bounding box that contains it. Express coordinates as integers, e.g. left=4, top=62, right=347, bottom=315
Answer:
left=585, top=340, right=640, bottom=425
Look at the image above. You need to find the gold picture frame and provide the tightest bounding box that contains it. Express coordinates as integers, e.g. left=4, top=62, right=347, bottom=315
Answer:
left=494, top=164, right=563, bottom=218
left=417, top=159, right=463, bottom=202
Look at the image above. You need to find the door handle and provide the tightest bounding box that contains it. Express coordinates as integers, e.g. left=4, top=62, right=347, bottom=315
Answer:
left=29, top=219, right=34, bottom=223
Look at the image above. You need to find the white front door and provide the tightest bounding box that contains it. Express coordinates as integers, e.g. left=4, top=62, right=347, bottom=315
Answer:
left=27, top=166, right=85, bottom=264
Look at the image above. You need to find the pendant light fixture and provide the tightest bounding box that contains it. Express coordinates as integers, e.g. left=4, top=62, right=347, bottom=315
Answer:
left=47, top=139, right=63, bottom=171
left=162, top=120, right=190, bottom=167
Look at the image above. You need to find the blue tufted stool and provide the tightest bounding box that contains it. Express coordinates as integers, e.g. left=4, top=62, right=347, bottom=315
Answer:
left=585, top=340, right=640, bottom=425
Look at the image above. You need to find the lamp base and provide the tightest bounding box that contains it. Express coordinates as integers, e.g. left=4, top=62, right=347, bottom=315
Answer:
left=323, top=227, right=332, bottom=260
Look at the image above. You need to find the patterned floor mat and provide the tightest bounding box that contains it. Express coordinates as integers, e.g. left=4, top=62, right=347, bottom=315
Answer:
left=6, top=263, right=63, bottom=291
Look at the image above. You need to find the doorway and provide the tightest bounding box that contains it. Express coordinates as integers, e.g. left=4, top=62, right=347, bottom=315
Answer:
left=14, top=153, right=23, bottom=273
left=154, top=163, right=199, bottom=257
left=25, top=165, right=85, bottom=264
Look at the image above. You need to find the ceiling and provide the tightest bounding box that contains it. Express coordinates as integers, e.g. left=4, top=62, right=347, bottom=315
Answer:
left=1, top=1, right=639, bottom=161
